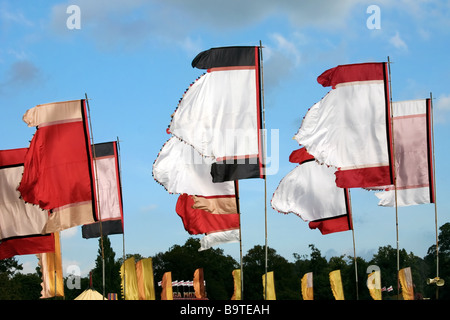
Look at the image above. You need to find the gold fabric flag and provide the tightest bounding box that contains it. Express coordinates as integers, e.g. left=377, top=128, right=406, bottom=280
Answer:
left=368, top=270, right=382, bottom=300
left=301, top=272, right=314, bottom=300
left=194, top=268, right=206, bottom=299
left=120, top=257, right=139, bottom=300
left=37, top=232, right=64, bottom=299
left=136, top=258, right=156, bottom=300
left=399, top=267, right=414, bottom=300
left=161, top=271, right=173, bottom=300
left=231, top=269, right=241, bottom=300
left=262, top=271, right=276, bottom=300
left=329, top=270, right=345, bottom=300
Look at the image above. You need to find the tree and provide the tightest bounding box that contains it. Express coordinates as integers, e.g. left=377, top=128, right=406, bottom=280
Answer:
left=91, top=236, right=121, bottom=298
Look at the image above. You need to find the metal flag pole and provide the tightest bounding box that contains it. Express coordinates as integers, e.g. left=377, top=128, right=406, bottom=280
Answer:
left=234, top=180, right=244, bottom=300
left=386, top=58, right=400, bottom=299
left=429, top=93, right=441, bottom=299
left=348, top=190, right=359, bottom=300
left=116, top=136, right=127, bottom=300
left=259, top=40, right=268, bottom=300
left=85, top=93, right=106, bottom=299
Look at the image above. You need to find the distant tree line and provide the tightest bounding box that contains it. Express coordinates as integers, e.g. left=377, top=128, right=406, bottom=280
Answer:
left=1, top=223, right=449, bottom=300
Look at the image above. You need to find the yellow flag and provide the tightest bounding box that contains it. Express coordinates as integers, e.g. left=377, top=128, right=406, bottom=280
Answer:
left=136, top=258, right=156, bottom=300
left=194, top=268, right=206, bottom=299
left=399, top=267, right=414, bottom=300
left=329, top=270, right=345, bottom=300
left=262, top=271, right=276, bottom=300
left=37, top=232, right=64, bottom=299
left=120, top=257, right=139, bottom=300
left=161, top=271, right=173, bottom=300
left=368, top=270, right=382, bottom=300
left=231, top=269, right=241, bottom=300
left=301, top=272, right=313, bottom=300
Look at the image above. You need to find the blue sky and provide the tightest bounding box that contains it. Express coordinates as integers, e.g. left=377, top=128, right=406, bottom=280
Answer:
left=1, top=1, right=450, bottom=282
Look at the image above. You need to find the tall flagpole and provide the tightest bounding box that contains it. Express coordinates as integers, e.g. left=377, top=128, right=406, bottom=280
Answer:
left=259, top=40, right=268, bottom=299
left=430, top=92, right=440, bottom=299
left=85, top=93, right=106, bottom=299
left=234, top=180, right=244, bottom=300
left=386, top=58, right=400, bottom=299
left=116, top=136, right=126, bottom=300
left=348, top=190, right=359, bottom=300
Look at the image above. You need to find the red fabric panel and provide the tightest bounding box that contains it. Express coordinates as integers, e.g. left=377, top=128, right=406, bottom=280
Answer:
left=335, top=166, right=392, bottom=189
left=289, top=148, right=315, bottom=164
left=317, top=62, right=385, bottom=89
left=309, top=215, right=351, bottom=235
left=176, top=194, right=239, bottom=235
left=18, top=121, right=92, bottom=210
left=0, top=148, right=28, bottom=167
left=0, top=234, right=54, bottom=260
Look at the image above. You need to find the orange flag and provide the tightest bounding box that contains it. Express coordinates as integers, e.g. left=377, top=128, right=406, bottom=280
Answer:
left=194, top=268, right=206, bottom=299
left=161, top=272, right=173, bottom=300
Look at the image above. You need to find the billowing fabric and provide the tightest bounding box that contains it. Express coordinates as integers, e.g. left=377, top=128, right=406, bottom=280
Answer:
left=193, top=268, right=206, bottom=299
left=329, top=269, right=345, bottom=300
left=82, top=141, right=124, bottom=238
left=18, top=100, right=96, bottom=232
left=375, top=99, right=435, bottom=207
left=368, top=270, right=382, bottom=300
left=176, top=194, right=239, bottom=235
left=231, top=269, right=241, bottom=300
left=161, top=271, right=173, bottom=300
left=169, top=46, right=264, bottom=182
left=74, top=289, right=104, bottom=300
left=295, top=63, right=393, bottom=188
left=192, top=195, right=237, bottom=214
left=0, top=148, right=54, bottom=259
left=262, top=271, right=276, bottom=300
left=136, top=258, right=155, bottom=300
left=37, top=232, right=64, bottom=298
left=153, top=137, right=235, bottom=196
left=271, top=148, right=351, bottom=234
left=399, top=267, right=414, bottom=300
left=199, top=229, right=240, bottom=251
left=120, top=257, right=139, bottom=300
left=301, top=272, right=313, bottom=300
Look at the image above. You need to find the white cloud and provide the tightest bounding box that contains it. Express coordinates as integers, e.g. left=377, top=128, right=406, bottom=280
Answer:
left=139, top=204, right=157, bottom=213
left=389, top=31, right=408, bottom=50
left=61, top=227, right=79, bottom=239
left=436, top=94, right=450, bottom=110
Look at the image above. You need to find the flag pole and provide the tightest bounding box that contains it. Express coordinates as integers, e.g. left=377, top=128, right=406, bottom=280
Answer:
left=430, top=92, right=440, bottom=299
left=259, top=40, right=268, bottom=299
left=85, top=93, right=106, bottom=299
left=348, top=190, right=359, bottom=300
left=386, top=58, right=400, bottom=299
left=234, top=180, right=244, bottom=300
left=116, top=136, right=127, bottom=300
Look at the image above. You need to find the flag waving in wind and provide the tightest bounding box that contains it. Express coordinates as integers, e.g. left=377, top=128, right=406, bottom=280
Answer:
left=295, top=63, right=393, bottom=188
left=169, top=46, right=264, bottom=182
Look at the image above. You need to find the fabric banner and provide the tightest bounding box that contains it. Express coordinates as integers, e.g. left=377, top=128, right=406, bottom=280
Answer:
left=153, top=136, right=235, bottom=196
left=169, top=46, right=264, bottom=182
left=295, top=62, right=393, bottom=188
left=262, top=271, right=276, bottom=300
left=329, top=270, right=345, bottom=300
left=136, top=258, right=156, bottom=300
left=399, top=267, right=414, bottom=300
left=18, top=99, right=97, bottom=233
left=120, top=257, right=139, bottom=300
left=82, top=141, right=124, bottom=238
left=301, top=272, right=314, bottom=300
left=37, top=232, right=64, bottom=299
left=0, top=148, right=54, bottom=259
left=199, top=229, right=240, bottom=251
left=271, top=148, right=352, bottom=234
left=194, top=268, right=206, bottom=299
left=231, top=269, right=241, bottom=300
left=374, top=99, right=435, bottom=207
left=161, top=271, right=173, bottom=300
left=368, top=270, right=382, bottom=300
